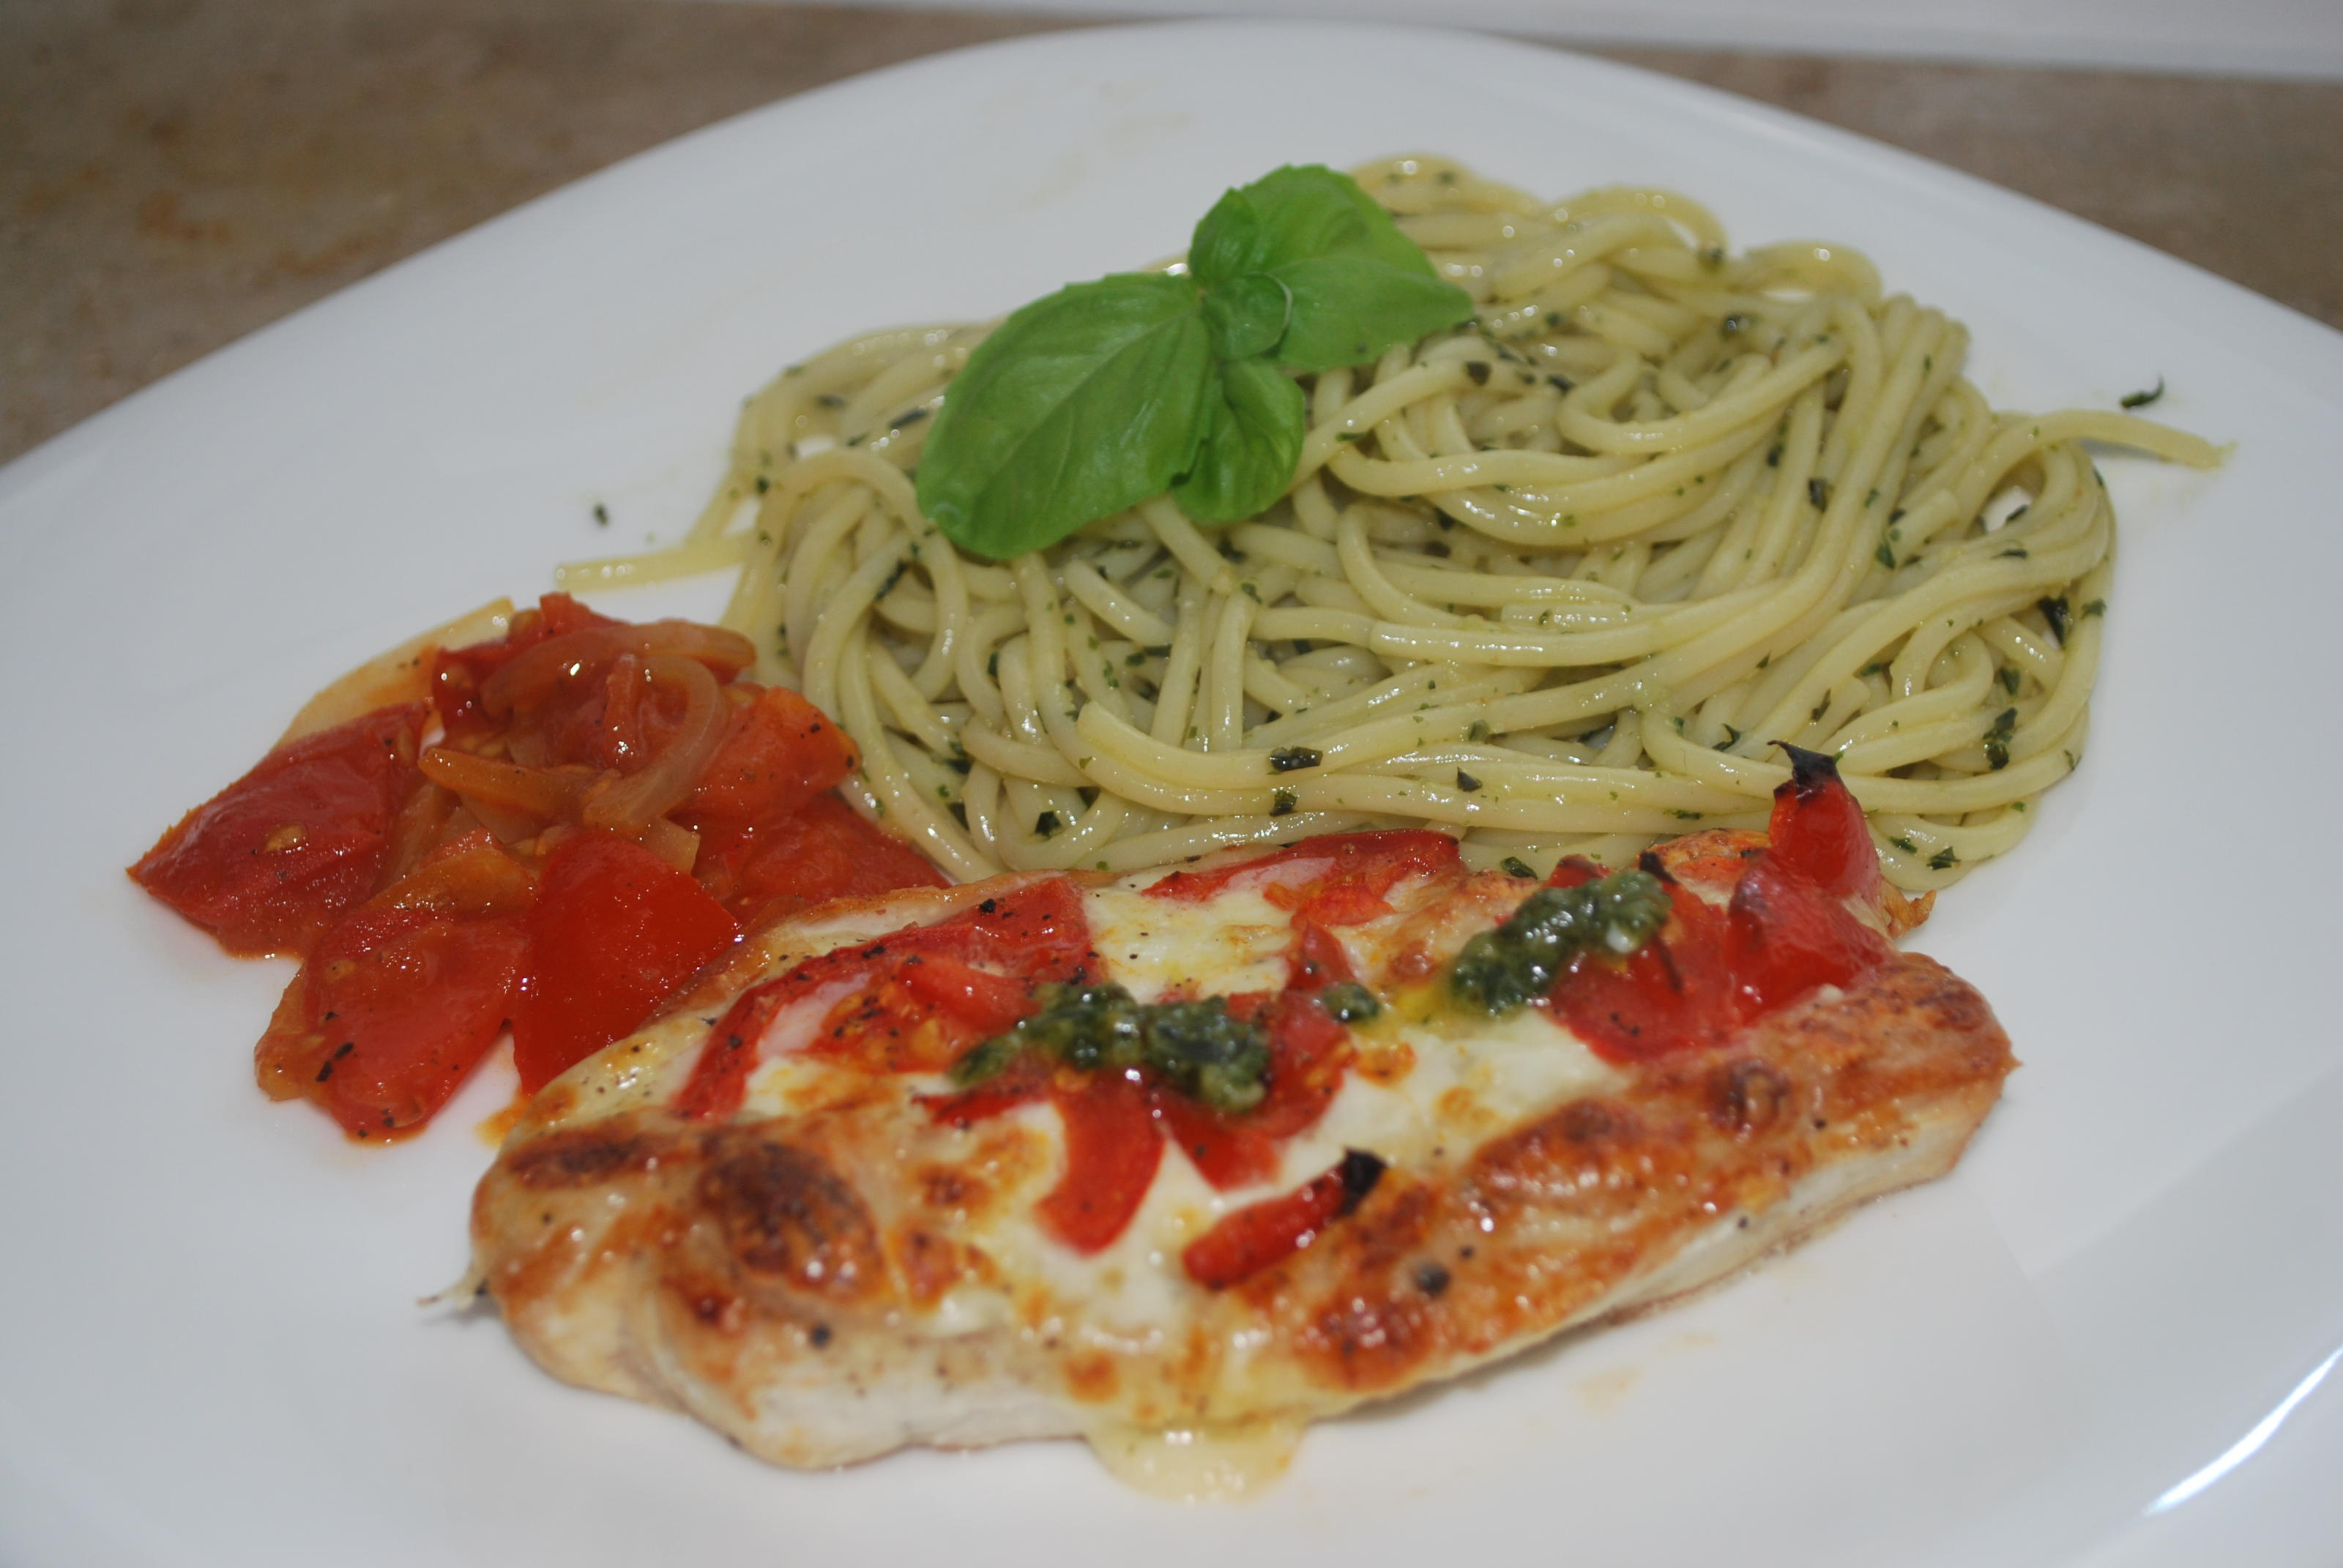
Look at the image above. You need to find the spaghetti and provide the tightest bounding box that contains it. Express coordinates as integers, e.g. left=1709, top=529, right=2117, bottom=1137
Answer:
left=559, top=156, right=2221, bottom=892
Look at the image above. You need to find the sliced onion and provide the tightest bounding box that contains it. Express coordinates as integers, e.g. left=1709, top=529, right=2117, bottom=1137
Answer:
left=480, top=621, right=755, bottom=719
left=581, top=655, right=728, bottom=833
left=380, top=782, right=459, bottom=885
left=420, top=749, right=599, bottom=819
left=636, top=815, right=701, bottom=873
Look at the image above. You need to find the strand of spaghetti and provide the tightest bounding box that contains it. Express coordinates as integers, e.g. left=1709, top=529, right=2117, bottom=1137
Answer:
left=556, top=533, right=752, bottom=592
left=833, top=635, right=991, bottom=880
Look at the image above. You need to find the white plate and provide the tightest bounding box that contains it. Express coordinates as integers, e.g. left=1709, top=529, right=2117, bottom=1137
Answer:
left=3, top=21, right=2338, bottom=1567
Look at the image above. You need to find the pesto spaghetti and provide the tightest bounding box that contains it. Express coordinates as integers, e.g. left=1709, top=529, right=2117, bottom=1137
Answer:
left=558, top=155, right=2222, bottom=893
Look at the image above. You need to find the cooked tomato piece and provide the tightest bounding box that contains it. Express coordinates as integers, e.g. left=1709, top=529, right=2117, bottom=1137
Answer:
left=674, top=945, right=879, bottom=1121
left=1250, top=989, right=1355, bottom=1138
left=1143, top=830, right=1461, bottom=927
left=1181, top=1149, right=1386, bottom=1289
left=1285, top=919, right=1359, bottom=988
left=1544, top=855, right=1603, bottom=890
left=1559, top=840, right=1899, bottom=1062
left=921, top=1055, right=1052, bottom=1130
left=808, top=960, right=1023, bottom=1077
left=131, top=703, right=428, bottom=958
left=510, top=831, right=741, bottom=1091
left=1725, top=854, right=1893, bottom=1015
left=1277, top=832, right=1460, bottom=927
left=535, top=592, right=624, bottom=641
left=805, top=904, right=1078, bottom=1078
left=1766, top=744, right=1881, bottom=902
left=914, top=876, right=1095, bottom=982
left=679, top=877, right=1088, bottom=1121
left=255, top=830, right=534, bottom=1135
left=687, top=686, right=859, bottom=822
left=430, top=593, right=622, bottom=749
left=1554, top=881, right=1743, bottom=1062
left=1154, top=987, right=1352, bottom=1190
left=692, top=795, right=949, bottom=927
left=1153, top=1092, right=1278, bottom=1190
left=1036, top=1071, right=1163, bottom=1254
left=897, top=952, right=1034, bottom=1034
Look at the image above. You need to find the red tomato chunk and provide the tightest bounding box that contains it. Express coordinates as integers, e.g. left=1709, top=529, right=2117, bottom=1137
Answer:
left=130, top=703, right=428, bottom=958
left=510, top=832, right=740, bottom=1093
left=1554, top=758, right=1896, bottom=1062
left=255, top=830, right=533, bottom=1136
left=1182, top=1150, right=1385, bottom=1289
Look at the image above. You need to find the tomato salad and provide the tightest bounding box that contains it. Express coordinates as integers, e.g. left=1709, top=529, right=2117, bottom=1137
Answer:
left=130, top=594, right=943, bottom=1138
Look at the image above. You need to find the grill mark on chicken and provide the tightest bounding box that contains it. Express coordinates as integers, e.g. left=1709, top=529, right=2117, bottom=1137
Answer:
left=506, top=1123, right=673, bottom=1187
left=698, top=1130, right=884, bottom=1300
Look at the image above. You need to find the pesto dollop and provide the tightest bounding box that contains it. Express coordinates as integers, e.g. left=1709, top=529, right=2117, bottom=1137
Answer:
left=1317, top=980, right=1381, bottom=1025
left=950, top=982, right=1272, bottom=1114
left=1448, top=868, right=1672, bottom=1015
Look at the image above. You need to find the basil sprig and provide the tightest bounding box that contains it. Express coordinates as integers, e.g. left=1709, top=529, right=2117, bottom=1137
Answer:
left=915, top=165, right=1475, bottom=559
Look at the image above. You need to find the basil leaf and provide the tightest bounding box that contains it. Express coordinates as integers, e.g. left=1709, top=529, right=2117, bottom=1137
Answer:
left=922, top=164, right=1471, bottom=558
left=1189, top=163, right=1474, bottom=372
left=1216, top=163, right=1433, bottom=277
left=1171, top=356, right=1306, bottom=524
left=1271, top=254, right=1477, bottom=370
left=1189, top=183, right=1266, bottom=287
left=1202, top=272, right=1289, bottom=360
left=917, top=273, right=1213, bottom=559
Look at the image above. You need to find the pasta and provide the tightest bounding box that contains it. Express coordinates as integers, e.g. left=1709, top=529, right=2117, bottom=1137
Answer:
left=559, top=156, right=2221, bottom=892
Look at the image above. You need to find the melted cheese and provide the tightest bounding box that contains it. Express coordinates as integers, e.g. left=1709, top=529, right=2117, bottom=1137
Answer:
left=540, top=865, right=1620, bottom=1354
left=1084, top=881, right=1293, bottom=1001
left=891, top=875, right=1623, bottom=1345
left=1087, top=1417, right=1303, bottom=1501
left=1283, top=1005, right=1623, bottom=1182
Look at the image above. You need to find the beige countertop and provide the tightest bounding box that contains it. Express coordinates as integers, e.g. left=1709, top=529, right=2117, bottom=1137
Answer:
left=7, top=0, right=2340, bottom=466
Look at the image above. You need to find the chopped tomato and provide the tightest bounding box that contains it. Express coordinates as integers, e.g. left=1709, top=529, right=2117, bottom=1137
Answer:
left=1155, top=988, right=1352, bottom=1190
left=1554, top=881, right=1743, bottom=1062
left=1144, top=830, right=1461, bottom=927
left=1036, top=1071, right=1163, bottom=1254
left=1181, top=1150, right=1386, bottom=1289
left=807, top=954, right=1032, bottom=1077
left=1250, top=989, right=1355, bottom=1138
left=1767, top=744, right=1881, bottom=902
left=254, top=830, right=534, bottom=1135
left=692, top=795, right=949, bottom=928
left=509, top=831, right=740, bottom=1092
left=687, top=686, right=859, bottom=822
left=1725, top=854, right=1893, bottom=1015
left=131, top=703, right=428, bottom=958
left=1544, top=855, right=1603, bottom=890
left=1153, top=1093, right=1277, bottom=1190
left=429, top=593, right=622, bottom=749
left=678, top=876, right=1089, bottom=1121
left=922, top=1055, right=1051, bottom=1130
left=897, top=952, right=1035, bottom=1034
left=674, top=945, right=879, bottom=1121
left=1557, top=830, right=1899, bottom=1063
left=535, top=591, right=626, bottom=641
left=1285, top=919, right=1359, bottom=988
left=569, top=651, right=692, bottom=774
left=912, top=876, right=1095, bottom=983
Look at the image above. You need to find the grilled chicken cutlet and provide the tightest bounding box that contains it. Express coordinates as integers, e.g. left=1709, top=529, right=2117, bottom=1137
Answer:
left=471, top=753, right=2012, bottom=1493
